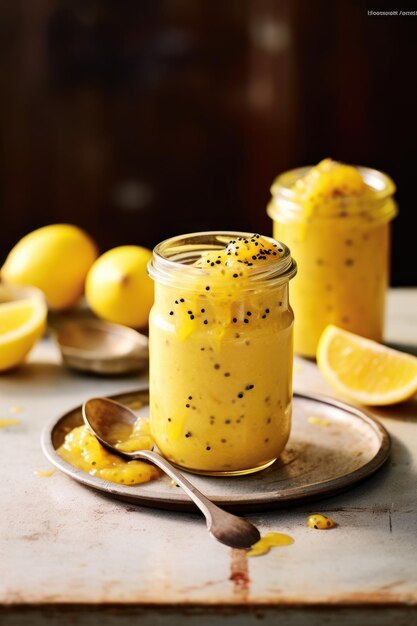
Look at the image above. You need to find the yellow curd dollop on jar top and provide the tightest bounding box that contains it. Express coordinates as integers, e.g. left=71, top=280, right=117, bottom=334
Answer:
left=268, top=159, right=397, bottom=358
left=57, top=417, right=159, bottom=485
left=148, top=232, right=297, bottom=476
left=292, top=158, right=369, bottom=217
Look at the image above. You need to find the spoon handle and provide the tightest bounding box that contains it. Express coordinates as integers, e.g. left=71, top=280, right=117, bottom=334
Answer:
left=131, top=449, right=218, bottom=521
left=129, top=449, right=260, bottom=549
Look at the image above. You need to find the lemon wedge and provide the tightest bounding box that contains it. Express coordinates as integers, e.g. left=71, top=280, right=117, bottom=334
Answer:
left=317, top=325, right=417, bottom=406
left=0, top=294, right=47, bottom=371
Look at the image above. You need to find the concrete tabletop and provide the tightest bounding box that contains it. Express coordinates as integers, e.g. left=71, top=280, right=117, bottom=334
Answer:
left=1, top=288, right=416, bottom=626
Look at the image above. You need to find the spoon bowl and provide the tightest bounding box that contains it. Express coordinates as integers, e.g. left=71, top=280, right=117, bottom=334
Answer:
left=82, top=397, right=261, bottom=549
left=84, top=396, right=137, bottom=449
left=51, top=319, right=148, bottom=375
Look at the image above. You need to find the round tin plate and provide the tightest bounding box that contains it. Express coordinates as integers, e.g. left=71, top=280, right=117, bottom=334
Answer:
left=41, top=389, right=390, bottom=513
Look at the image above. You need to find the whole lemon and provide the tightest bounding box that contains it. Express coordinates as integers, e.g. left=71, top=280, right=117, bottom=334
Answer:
left=1, top=224, right=98, bottom=310
left=85, top=245, right=154, bottom=328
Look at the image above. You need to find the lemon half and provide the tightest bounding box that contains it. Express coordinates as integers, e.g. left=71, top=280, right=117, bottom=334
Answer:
left=0, top=287, right=47, bottom=371
left=317, top=325, right=417, bottom=406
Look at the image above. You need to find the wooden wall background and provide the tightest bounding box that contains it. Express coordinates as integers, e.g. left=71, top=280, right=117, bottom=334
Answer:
left=0, top=0, right=415, bottom=284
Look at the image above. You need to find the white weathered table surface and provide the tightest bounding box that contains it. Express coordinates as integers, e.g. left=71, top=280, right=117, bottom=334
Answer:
left=1, top=289, right=416, bottom=626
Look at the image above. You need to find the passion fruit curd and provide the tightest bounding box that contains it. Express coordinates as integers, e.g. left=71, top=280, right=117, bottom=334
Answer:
left=268, top=159, right=397, bottom=358
left=57, top=417, right=159, bottom=485
left=147, top=232, right=297, bottom=476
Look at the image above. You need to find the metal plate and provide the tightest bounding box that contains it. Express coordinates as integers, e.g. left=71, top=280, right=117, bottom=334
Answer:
left=41, top=389, right=390, bottom=513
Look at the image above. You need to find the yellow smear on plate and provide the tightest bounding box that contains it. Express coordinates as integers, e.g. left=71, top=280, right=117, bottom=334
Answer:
left=128, top=400, right=143, bottom=410
left=308, top=416, right=331, bottom=427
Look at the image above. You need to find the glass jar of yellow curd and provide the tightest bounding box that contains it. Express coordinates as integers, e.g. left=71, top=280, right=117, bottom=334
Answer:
left=267, top=159, right=397, bottom=358
left=147, top=231, right=297, bottom=476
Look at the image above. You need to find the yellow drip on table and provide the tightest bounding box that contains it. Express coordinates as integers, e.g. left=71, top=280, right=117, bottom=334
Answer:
left=247, top=532, right=294, bottom=557
left=57, top=416, right=159, bottom=485
left=307, top=514, right=335, bottom=529
left=0, top=418, right=20, bottom=428
left=35, top=469, right=55, bottom=478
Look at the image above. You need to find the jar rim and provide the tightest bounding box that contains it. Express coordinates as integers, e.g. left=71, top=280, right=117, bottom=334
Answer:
left=148, top=230, right=297, bottom=291
left=268, top=165, right=397, bottom=223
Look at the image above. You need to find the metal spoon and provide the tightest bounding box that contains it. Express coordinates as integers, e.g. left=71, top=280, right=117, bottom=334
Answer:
left=50, top=318, right=148, bottom=375
left=82, top=397, right=261, bottom=549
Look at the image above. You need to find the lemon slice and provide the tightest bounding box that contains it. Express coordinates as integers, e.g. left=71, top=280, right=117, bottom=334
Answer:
left=0, top=296, right=47, bottom=371
left=317, top=325, right=417, bottom=406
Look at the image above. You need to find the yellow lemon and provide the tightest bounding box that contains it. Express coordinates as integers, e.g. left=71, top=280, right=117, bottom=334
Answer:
left=85, top=246, right=153, bottom=329
left=0, top=286, right=47, bottom=371
left=1, top=224, right=98, bottom=310
left=317, top=325, right=417, bottom=405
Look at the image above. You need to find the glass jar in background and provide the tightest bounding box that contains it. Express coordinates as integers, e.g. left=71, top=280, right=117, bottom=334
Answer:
left=267, top=160, right=397, bottom=358
left=147, top=231, right=297, bottom=476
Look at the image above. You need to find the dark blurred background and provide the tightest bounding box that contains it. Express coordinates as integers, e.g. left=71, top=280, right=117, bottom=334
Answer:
left=0, top=0, right=415, bottom=284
